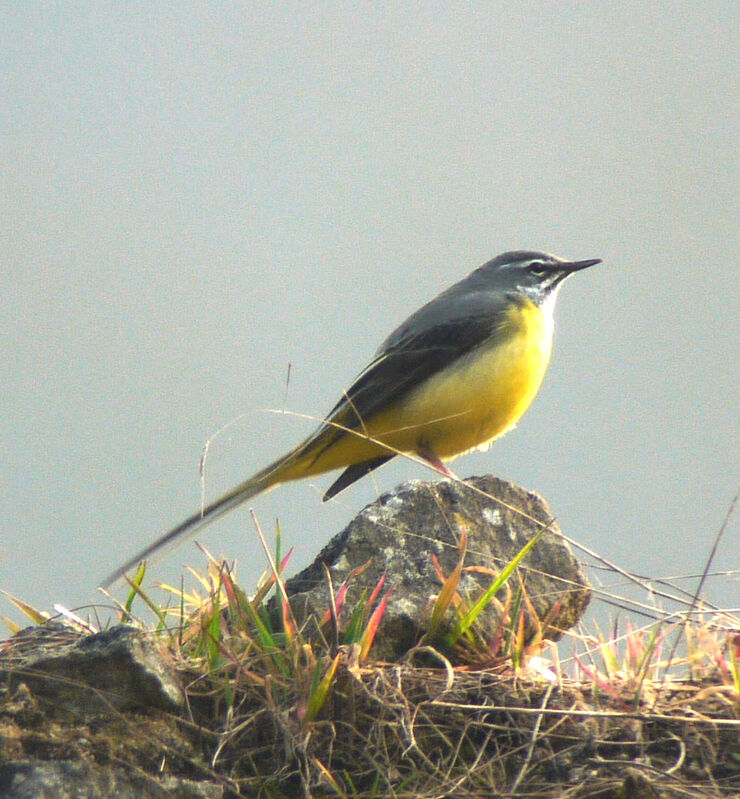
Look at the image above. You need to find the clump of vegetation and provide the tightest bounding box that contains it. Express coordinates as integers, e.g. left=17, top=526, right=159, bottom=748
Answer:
left=4, top=510, right=738, bottom=798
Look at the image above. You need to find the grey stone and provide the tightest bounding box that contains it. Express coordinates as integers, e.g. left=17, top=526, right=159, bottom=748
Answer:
left=284, top=475, right=591, bottom=661
left=0, top=624, right=183, bottom=715
left=0, top=761, right=223, bottom=799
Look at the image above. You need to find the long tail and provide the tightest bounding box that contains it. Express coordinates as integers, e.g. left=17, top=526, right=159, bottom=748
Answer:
left=100, top=446, right=308, bottom=588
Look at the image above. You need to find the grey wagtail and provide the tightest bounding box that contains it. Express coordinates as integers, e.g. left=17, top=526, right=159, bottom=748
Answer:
left=103, top=250, right=599, bottom=586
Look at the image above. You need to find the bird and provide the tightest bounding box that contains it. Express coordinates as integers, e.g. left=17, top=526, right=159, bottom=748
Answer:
left=102, top=250, right=600, bottom=586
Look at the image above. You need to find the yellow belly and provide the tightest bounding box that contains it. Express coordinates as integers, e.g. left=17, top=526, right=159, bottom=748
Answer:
left=300, top=297, right=553, bottom=473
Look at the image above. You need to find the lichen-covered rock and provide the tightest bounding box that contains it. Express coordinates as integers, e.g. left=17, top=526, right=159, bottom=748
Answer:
left=284, top=475, right=591, bottom=661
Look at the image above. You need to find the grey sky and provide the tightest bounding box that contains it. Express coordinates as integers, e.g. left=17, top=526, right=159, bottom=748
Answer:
left=2, top=4, right=737, bottom=628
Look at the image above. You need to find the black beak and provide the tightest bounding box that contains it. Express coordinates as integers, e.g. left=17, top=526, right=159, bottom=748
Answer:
left=565, top=258, right=601, bottom=273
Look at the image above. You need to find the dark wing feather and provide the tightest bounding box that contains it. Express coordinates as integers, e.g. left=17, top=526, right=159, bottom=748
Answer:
left=329, top=291, right=514, bottom=427
left=286, top=281, right=518, bottom=480
left=298, top=290, right=515, bottom=470
left=322, top=455, right=393, bottom=501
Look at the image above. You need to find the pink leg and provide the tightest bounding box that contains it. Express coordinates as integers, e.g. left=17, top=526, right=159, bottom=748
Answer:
left=417, top=445, right=458, bottom=479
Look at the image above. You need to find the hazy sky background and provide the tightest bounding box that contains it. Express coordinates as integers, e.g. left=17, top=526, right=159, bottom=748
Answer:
left=2, top=4, right=737, bottom=631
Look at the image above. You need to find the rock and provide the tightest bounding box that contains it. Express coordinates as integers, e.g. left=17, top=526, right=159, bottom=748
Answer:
left=284, top=475, right=591, bottom=661
left=0, top=761, right=223, bottom=799
left=0, top=624, right=183, bottom=715
left=0, top=626, right=208, bottom=797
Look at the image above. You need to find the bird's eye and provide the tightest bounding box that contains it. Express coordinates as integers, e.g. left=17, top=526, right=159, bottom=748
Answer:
left=527, top=262, right=548, bottom=277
